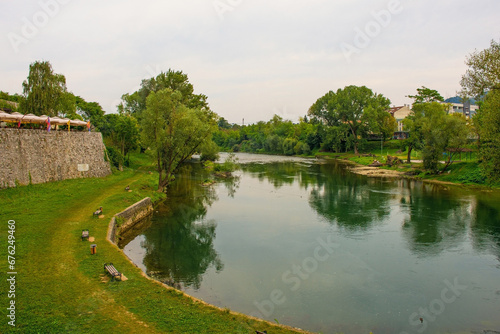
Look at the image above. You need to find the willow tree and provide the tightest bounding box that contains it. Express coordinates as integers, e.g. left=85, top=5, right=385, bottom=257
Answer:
left=142, top=88, right=217, bottom=191
left=20, top=60, right=71, bottom=116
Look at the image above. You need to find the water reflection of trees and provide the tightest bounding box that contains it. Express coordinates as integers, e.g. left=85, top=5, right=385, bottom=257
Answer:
left=470, top=196, right=500, bottom=263
left=141, top=164, right=225, bottom=290
left=400, top=182, right=469, bottom=256
left=243, top=161, right=392, bottom=231
left=243, top=160, right=500, bottom=260
left=241, top=161, right=322, bottom=191
left=308, top=163, right=392, bottom=231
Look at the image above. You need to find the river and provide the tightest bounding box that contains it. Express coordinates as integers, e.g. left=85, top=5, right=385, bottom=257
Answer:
left=123, top=153, right=500, bottom=334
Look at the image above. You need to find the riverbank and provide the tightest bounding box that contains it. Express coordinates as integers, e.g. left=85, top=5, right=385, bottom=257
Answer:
left=315, top=151, right=499, bottom=190
left=0, top=158, right=310, bottom=333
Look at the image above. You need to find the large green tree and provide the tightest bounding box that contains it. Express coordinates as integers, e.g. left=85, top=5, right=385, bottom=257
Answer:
left=308, top=85, right=391, bottom=154
left=460, top=40, right=500, bottom=184
left=142, top=88, right=217, bottom=191
left=20, top=61, right=71, bottom=116
left=460, top=39, right=500, bottom=98
left=119, top=69, right=209, bottom=121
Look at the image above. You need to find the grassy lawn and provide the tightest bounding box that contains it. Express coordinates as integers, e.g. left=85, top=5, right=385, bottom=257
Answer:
left=0, top=158, right=309, bottom=334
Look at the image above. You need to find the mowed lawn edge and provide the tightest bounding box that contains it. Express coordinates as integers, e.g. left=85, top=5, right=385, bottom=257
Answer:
left=0, top=168, right=312, bottom=334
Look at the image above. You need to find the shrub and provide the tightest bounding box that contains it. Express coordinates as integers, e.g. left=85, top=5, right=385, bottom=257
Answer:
left=106, top=146, right=124, bottom=169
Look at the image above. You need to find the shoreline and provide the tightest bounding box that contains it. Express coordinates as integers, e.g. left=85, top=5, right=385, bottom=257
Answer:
left=319, top=155, right=498, bottom=191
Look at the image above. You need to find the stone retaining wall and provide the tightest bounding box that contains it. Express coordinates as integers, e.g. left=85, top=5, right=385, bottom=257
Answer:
left=0, top=128, right=111, bottom=188
left=107, top=197, right=154, bottom=244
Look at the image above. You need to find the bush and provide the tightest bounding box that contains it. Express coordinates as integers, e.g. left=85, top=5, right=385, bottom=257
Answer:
left=214, top=153, right=239, bottom=173
left=282, top=138, right=297, bottom=155
left=106, top=146, right=124, bottom=169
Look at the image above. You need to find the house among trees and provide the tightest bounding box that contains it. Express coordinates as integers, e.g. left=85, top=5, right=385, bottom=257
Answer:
left=388, top=105, right=412, bottom=139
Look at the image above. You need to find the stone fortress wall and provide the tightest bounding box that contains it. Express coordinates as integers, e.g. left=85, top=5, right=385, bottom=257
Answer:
left=0, top=128, right=111, bottom=188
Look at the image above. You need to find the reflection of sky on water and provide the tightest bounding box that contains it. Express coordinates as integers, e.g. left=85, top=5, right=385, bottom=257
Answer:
left=124, top=154, right=500, bottom=334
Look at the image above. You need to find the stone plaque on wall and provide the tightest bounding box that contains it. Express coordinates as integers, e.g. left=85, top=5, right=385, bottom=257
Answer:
left=78, top=164, right=89, bottom=172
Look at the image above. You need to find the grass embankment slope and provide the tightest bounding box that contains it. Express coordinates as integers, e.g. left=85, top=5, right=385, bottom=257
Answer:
left=0, top=157, right=308, bottom=333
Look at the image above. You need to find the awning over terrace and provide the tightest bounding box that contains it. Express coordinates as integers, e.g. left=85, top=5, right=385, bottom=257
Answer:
left=0, top=111, right=88, bottom=127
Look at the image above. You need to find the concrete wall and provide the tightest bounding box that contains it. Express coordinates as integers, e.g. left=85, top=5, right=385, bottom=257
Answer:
left=0, top=128, right=111, bottom=188
left=107, top=197, right=154, bottom=245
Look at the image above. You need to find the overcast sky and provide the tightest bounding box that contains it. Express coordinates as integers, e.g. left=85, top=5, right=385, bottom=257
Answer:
left=1, top=0, right=498, bottom=124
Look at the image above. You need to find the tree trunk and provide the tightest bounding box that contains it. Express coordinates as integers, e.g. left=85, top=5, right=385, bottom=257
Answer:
left=407, top=145, right=413, bottom=163
left=157, top=152, right=163, bottom=191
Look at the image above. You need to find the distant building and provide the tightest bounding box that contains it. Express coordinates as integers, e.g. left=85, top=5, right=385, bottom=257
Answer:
left=442, top=98, right=479, bottom=119
left=388, top=105, right=412, bottom=139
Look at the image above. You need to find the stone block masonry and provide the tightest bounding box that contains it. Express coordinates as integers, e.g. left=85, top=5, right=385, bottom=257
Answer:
left=107, top=197, right=154, bottom=245
left=0, top=128, right=111, bottom=188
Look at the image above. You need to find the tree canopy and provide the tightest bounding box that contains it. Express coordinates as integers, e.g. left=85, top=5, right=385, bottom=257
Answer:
left=407, top=86, right=444, bottom=104
left=20, top=61, right=74, bottom=116
left=460, top=39, right=500, bottom=98
left=142, top=88, right=217, bottom=191
left=119, top=69, right=209, bottom=119
left=308, top=85, right=391, bottom=154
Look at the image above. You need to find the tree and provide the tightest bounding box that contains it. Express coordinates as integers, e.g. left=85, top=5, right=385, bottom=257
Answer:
left=439, top=114, right=470, bottom=172
left=460, top=39, right=500, bottom=183
left=308, top=85, right=391, bottom=154
left=460, top=39, right=500, bottom=98
left=407, top=102, right=469, bottom=172
left=476, top=91, right=500, bottom=183
left=407, top=86, right=444, bottom=104
left=363, top=105, right=397, bottom=140
left=75, top=96, right=105, bottom=127
left=403, top=102, right=446, bottom=167
left=20, top=61, right=69, bottom=116
left=402, top=109, right=425, bottom=163
left=142, top=88, right=217, bottom=191
left=119, top=69, right=209, bottom=120
left=115, top=114, right=140, bottom=157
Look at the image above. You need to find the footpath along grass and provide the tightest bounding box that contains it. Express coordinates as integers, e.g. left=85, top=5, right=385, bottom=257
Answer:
left=0, top=166, right=309, bottom=334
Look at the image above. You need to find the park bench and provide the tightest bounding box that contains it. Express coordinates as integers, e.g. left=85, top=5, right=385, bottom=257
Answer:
left=104, top=263, right=122, bottom=281
left=93, top=207, right=103, bottom=218
left=81, top=229, right=89, bottom=241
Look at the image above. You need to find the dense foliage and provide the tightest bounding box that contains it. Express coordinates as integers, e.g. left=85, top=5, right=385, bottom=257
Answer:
left=20, top=61, right=74, bottom=117
left=308, top=85, right=393, bottom=154
left=139, top=78, right=218, bottom=191
left=461, top=39, right=500, bottom=184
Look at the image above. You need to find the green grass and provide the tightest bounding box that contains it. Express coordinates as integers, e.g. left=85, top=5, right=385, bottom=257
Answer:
left=0, top=157, right=309, bottom=334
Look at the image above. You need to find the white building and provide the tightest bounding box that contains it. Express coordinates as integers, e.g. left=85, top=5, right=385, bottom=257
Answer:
left=441, top=100, right=479, bottom=119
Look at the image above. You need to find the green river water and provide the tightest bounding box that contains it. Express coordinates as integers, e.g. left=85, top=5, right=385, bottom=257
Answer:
left=123, top=153, right=500, bottom=334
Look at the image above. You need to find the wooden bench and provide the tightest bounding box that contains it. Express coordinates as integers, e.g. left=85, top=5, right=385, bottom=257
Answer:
left=81, top=229, right=89, bottom=241
left=104, top=263, right=122, bottom=281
